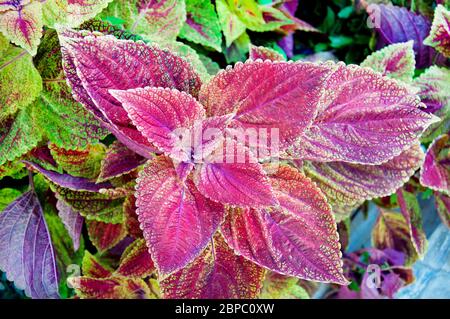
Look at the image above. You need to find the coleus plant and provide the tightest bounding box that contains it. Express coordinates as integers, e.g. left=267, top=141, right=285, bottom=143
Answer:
left=0, top=1, right=448, bottom=300
left=31, top=26, right=433, bottom=297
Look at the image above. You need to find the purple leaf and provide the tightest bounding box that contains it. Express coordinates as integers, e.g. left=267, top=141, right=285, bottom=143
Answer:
left=193, top=139, right=277, bottom=207
left=199, top=60, right=330, bottom=151
left=24, top=161, right=113, bottom=192
left=161, top=234, right=265, bottom=299
left=221, top=164, right=348, bottom=285
left=0, top=191, right=59, bottom=298
left=56, top=199, right=84, bottom=251
left=286, top=62, right=438, bottom=164
left=97, top=141, right=146, bottom=182
left=420, top=134, right=450, bottom=195
left=367, top=4, right=444, bottom=68
left=59, top=30, right=201, bottom=157
left=136, top=156, right=224, bottom=276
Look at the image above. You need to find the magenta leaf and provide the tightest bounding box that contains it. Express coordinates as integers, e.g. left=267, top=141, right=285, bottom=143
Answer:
left=367, top=3, right=444, bottom=68
left=286, top=62, right=438, bottom=164
left=161, top=234, right=265, bottom=299
left=420, top=134, right=450, bottom=195
left=424, top=5, right=450, bottom=58
left=24, top=161, right=113, bottom=192
left=221, top=164, right=348, bottom=285
left=135, top=156, right=224, bottom=276
left=97, top=141, right=146, bottom=182
left=56, top=199, right=84, bottom=251
left=110, top=87, right=205, bottom=160
left=0, top=191, right=59, bottom=298
left=303, top=144, right=425, bottom=209
left=199, top=60, right=330, bottom=151
left=193, top=139, right=277, bottom=207
left=59, top=30, right=201, bottom=157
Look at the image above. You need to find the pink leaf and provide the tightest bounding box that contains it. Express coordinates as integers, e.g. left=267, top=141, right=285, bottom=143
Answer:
left=161, top=234, right=265, bottom=299
left=193, top=139, right=277, bottom=207
left=221, top=164, right=348, bottom=285
left=199, top=60, right=329, bottom=151
left=110, top=87, right=205, bottom=160
left=59, top=30, right=201, bottom=157
left=136, top=156, right=224, bottom=276
left=0, top=191, right=59, bottom=298
left=286, top=62, right=439, bottom=164
left=420, top=134, right=450, bottom=195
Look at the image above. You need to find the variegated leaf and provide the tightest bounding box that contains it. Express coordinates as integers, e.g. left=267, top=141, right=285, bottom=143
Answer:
left=420, top=134, right=450, bottom=195
left=424, top=5, right=450, bottom=58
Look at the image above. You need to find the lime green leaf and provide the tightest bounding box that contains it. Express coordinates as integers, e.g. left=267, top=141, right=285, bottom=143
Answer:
left=0, top=188, right=22, bottom=211
left=180, top=0, right=222, bottom=52
left=216, top=0, right=246, bottom=46
left=0, top=103, right=43, bottom=166
left=42, top=0, right=113, bottom=28
left=1, top=43, right=42, bottom=120
left=100, top=0, right=186, bottom=42
left=224, top=31, right=250, bottom=63
left=260, top=272, right=310, bottom=299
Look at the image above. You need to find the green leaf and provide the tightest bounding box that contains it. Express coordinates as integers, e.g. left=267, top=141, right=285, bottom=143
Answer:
left=179, top=0, right=222, bottom=52
left=100, top=0, right=186, bottom=43
left=216, top=0, right=246, bottom=46
left=42, top=0, right=113, bottom=28
left=0, top=161, right=27, bottom=180
left=1, top=43, right=42, bottom=120
left=49, top=144, right=106, bottom=179
left=0, top=103, right=43, bottom=166
left=259, top=273, right=309, bottom=299
left=224, top=32, right=250, bottom=63
left=0, top=188, right=22, bottom=211
left=337, top=6, right=353, bottom=19
left=329, top=35, right=353, bottom=49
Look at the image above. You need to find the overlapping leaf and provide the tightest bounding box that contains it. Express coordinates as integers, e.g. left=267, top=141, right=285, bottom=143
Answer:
left=215, top=0, right=246, bottom=46
left=415, top=66, right=450, bottom=143
left=115, top=239, right=155, bottom=278
left=420, top=134, right=450, bottom=195
left=86, top=219, right=127, bottom=252
left=135, top=156, right=224, bottom=276
left=98, top=141, right=146, bottom=182
left=221, top=164, right=348, bottom=284
left=259, top=272, right=309, bottom=299
left=56, top=199, right=84, bottom=251
left=434, top=192, right=450, bottom=228
left=0, top=191, right=59, bottom=298
left=199, top=60, right=330, bottom=151
left=424, top=5, right=450, bottom=58
left=160, top=234, right=265, bottom=299
left=42, top=0, right=113, bottom=28
left=286, top=62, right=438, bottom=164
left=59, top=30, right=201, bottom=157
left=372, top=210, right=419, bottom=265
left=360, top=41, right=415, bottom=82
left=303, top=145, right=425, bottom=211
left=100, top=0, right=186, bottom=42
left=72, top=276, right=152, bottom=299
left=367, top=3, right=443, bottom=68
left=396, top=188, right=427, bottom=257
left=179, top=0, right=222, bottom=52
left=81, top=251, right=113, bottom=278
left=249, top=44, right=285, bottom=62
left=0, top=39, right=42, bottom=119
